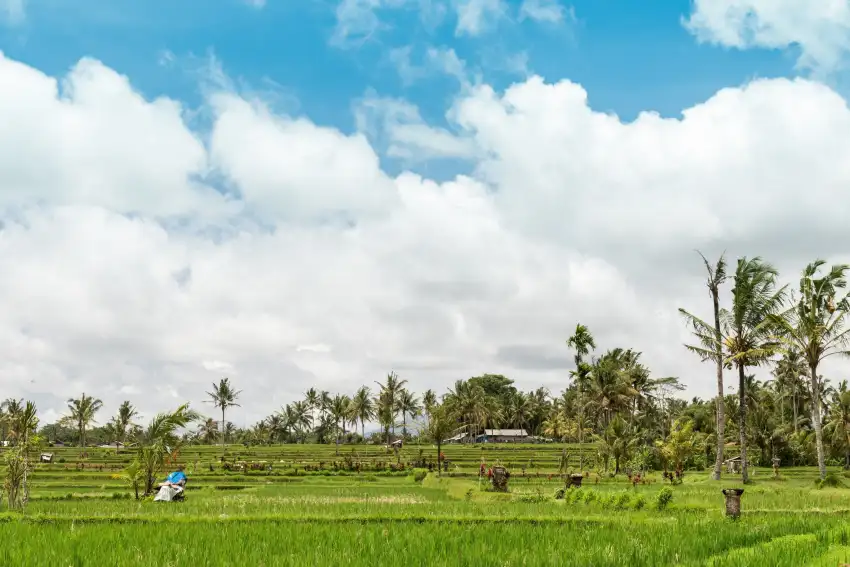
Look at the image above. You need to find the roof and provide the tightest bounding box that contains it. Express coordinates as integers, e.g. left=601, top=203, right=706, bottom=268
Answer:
left=445, top=433, right=466, bottom=442
left=724, top=456, right=742, bottom=462
left=482, top=429, right=529, bottom=437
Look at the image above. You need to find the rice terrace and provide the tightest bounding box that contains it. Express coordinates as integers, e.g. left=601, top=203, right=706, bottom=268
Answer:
left=4, top=0, right=850, bottom=565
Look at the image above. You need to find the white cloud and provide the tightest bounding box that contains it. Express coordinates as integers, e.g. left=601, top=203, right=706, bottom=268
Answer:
left=0, top=0, right=25, bottom=24
left=519, top=0, right=570, bottom=24
left=453, top=0, right=506, bottom=36
left=3, top=51, right=850, bottom=426
left=685, top=0, right=850, bottom=72
left=355, top=95, right=479, bottom=161
left=389, top=45, right=471, bottom=87
left=331, top=0, right=445, bottom=47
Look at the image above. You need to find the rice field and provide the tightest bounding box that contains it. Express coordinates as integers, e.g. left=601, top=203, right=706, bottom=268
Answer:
left=5, top=444, right=850, bottom=566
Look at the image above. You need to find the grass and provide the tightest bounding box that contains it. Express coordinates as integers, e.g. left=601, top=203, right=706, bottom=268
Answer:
left=4, top=444, right=850, bottom=565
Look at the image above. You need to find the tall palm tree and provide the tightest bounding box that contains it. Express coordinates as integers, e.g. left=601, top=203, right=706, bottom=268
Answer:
left=110, top=401, right=139, bottom=450
left=350, top=386, right=375, bottom=440
left=206, top=377, right=242, bottom=455
left=395, top=389, right=421, bottom=439
left=773, top=350, right=808, bottom=434
left=679, top=251, right=727, bottom=480
left=64, top=393, right=103, bottom=449
left=826, top=380, right=850, bottom=468
left=772, top=260, right=850, bottom=480
left=567, top=324, right=596, bottom=468
left=304, top=388, right=320, bottom=434
left=376, top=372, right=407, bottom=441
left=329, top=394, right=351, bottom=454
left=196, top=417, right=219, bottom=444
left=679, top=257, right=786, bottom=483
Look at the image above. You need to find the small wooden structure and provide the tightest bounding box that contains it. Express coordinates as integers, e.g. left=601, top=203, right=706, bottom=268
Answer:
left=724, top=456, right=742, bottom=474
left=40, top=452, right=54, bottom=463
left=490, top=466, right=510, bottom=492
left=722, top=488, right=744, bottom=519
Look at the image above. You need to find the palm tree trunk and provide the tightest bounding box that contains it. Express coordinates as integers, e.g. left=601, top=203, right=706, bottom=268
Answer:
left=361, top=419, right=365, bottom=441
left=738, top=364, right=749, bottom=484
left=712, top=288, right=724, bottom=481
left=792, top=388, right=798, bottom=434
left=221, top=408, right=226, bottom=456
left=437, top=439, right=442, bottom=477
left=810, top=363, right=827, bottom=480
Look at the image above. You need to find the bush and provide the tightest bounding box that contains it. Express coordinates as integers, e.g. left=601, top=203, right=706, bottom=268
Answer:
left=655, top=487, right=673, bottom=511
left=553, top=487, right=566, bottom=500
left=817, top=473, right=845, bottom=489
left=614, top=492, right=632, bottom=510
left=411, top=469, right=427, bottom=483
left=632, top=494, right=646, bottom=510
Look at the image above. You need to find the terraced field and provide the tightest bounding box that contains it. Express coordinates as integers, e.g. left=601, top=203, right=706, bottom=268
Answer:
left=5, top=444, right=850, bottom=566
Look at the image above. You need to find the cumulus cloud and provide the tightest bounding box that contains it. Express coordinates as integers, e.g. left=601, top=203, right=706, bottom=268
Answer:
left=2, top=51, right=850, bottom=426
left=685, top=0, right=850, bottom=72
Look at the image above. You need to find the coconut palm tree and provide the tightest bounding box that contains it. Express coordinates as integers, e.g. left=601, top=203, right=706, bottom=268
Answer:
left=64, top=393, right=103, bottom=449
left=206, top=377, right=241, bottom=455
left=679, top=257, right=786, bottom=483
left=772, top=260, right=850, bottom=480
left=376, top=372, right=407, bottom=440
left=350, top=386, right=375, bottom=440
left=1, top=398, right=23, bottom=445
left=424, top=403, right=456, bottom=477
left=108, top=401, right=139, bottom=451
left=304, top=388, right=319, bottom=432
left=826, top=381, right=850, bottom=468
left=329, top=394, right=351, bottom=454
left=679, top=251, right=727, bottom=480
left=568, top=324, right=596, bottom=468
left=395, top=389, right=421, bottom=439
left=772, top=350, right=808, bottom=434
left=196, top=418, right=219, bottom=444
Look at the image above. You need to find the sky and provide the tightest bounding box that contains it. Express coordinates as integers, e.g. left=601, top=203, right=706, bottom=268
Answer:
left=1, top=0, right=850, bottom=427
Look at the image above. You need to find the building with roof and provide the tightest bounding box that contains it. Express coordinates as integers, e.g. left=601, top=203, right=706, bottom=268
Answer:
left=475, top=429, right=529, bottom=443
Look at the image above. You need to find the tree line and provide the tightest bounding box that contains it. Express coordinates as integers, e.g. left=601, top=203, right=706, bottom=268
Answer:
left=2, top=254, right=849, bottom=488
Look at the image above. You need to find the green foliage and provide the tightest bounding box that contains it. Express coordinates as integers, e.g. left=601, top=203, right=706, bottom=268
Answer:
left=655, top=487, right=674, bottom=511
left=411, top=469, right=427, bottom=483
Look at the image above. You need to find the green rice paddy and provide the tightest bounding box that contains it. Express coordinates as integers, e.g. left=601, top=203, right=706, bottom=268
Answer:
left=5, top=444, right=850, bottom=566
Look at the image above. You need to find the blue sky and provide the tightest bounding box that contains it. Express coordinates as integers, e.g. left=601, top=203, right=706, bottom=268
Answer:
left=1, top=0, right=800, bottom=133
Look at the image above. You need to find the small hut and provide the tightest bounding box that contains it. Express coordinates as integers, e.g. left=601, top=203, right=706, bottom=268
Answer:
left=40, top=452, right=54, bottom=463
left=724, top=456, right=742, bottom=474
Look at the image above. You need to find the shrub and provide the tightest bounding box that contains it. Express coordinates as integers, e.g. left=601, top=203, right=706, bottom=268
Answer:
left=614, top=492, right=632, bottom=510
left=632, top=494, right=646, bottom=510
left=655, top=487, right=673, bottom=511
left=411, top=469, right=427, bottom=483
left=553, top=487, right=566, bottom=500
left=583, top=489, right=598, bottom=504
left=817, top=473, right=845, bottom=489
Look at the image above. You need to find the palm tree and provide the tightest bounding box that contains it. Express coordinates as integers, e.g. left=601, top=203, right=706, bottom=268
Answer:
left=1, top=398, right=23, bottom=445
left=206, top=377, right=241, bottom=456
left=424, top=404, right=456, bottom=477
left=377, top=372, right=407, bottom=441
left=196, top=418, right=219, bottom=444
left=64, top=393, right=103, bottom=449
left=773, top=350, right=808, bottom=434
left=594, top=414, right=635, bottom=474
left=772, top=260, right=850, bottom=480
left=395, top=389, right=422, bottom=439
left=567, top=324, right=596, bottom=469
left=329, top=394, right=351, bottom=454
left=679, top=251, right=727, bottom=480
left=133, top=404, right=199, bottom=494
left=350, top=386, right=375, bottom=440
left=826, top=381, right=850, bottom=468
left=5, top=401, right=38, bottom=508
left=304, top=388, right=320, bottom=434
left=109, top=401, right=139, bottom=451
left=679, top=257, right=786, bottom=483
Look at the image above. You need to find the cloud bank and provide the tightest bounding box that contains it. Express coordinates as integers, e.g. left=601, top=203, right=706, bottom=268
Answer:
left=2, top=51, right=849, bottom=424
